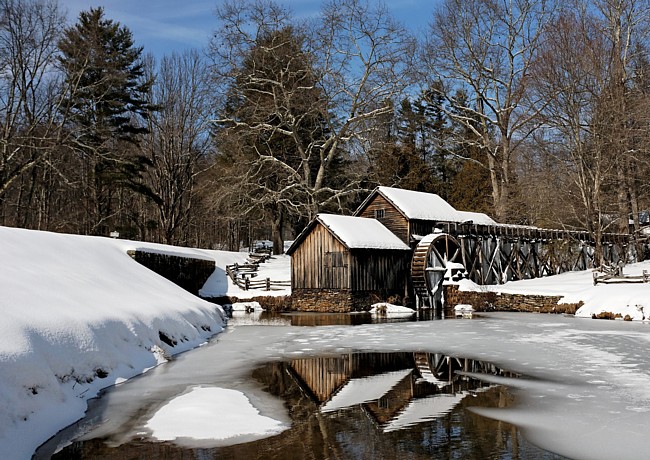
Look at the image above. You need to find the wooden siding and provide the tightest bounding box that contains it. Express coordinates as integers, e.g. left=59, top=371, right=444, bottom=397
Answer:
left=289, top=356, right=352, bottom=403
left=357, top=194, right=410, bottom=244
left=291, top=221, right=410, bottom=295
left=410, top=220, right=441, bottom=241
left=291, top=223, right=350, bottom=290
left=349, top=250, right=410, bottom=292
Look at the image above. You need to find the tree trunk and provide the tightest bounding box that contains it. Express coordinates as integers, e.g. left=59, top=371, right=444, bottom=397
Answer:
left=271, top=207, right=284, bottom=255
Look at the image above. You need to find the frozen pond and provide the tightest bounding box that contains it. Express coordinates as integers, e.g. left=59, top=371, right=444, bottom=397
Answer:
left=37, top=312, right=650, bottom=459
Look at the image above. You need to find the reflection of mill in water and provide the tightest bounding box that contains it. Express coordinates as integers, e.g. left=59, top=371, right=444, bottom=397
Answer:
left=287, top=352, right=517, bottom=432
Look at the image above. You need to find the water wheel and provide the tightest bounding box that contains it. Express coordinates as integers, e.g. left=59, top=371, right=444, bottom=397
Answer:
left=411, top=233, right=462, bottom=309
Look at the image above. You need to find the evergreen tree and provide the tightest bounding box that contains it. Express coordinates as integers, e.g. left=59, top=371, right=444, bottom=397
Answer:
left=58, top=7, right=154, bottom=235
left=369, top=87, right=458, bottom=197
left=417, top=85, right=457, bottom=199
left=446, top=90, right=493, bottom=215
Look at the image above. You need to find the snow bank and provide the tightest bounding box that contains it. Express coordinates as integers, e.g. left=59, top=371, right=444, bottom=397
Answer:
left=486, top=260, right=650, bottom=320
left=0, top=226, right=228, bottom=459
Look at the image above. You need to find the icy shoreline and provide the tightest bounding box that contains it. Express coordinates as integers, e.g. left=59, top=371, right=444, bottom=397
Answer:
left=43, top=313, right=650, bottom=460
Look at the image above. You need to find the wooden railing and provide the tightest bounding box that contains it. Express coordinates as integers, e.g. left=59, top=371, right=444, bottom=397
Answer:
left=225, top=255, right=291, bottom=291
left=593, top=267, right=650, bottom=285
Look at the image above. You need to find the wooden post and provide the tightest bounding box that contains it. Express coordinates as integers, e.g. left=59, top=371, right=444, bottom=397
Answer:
left=245, top=277, right=250, bottom=290
left=266, top=278, right=271, bottom=291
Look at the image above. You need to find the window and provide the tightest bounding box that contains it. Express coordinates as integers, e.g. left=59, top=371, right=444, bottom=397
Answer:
left=326, top=251, right=346, bottom=267
left=374, top=208, right=385, bottom=219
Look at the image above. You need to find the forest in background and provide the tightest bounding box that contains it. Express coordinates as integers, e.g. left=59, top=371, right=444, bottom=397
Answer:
left=2, top=0, right=650, bottom=261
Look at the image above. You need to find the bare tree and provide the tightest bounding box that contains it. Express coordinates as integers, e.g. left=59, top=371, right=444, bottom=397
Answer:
left=531, top=1, right=650, bottom=263
left=593, top=0, right=650, bottom=236
left=0, top=0, right=66, bottom=200
left=210, top=0, right=415, bottom=253
left=425, top=0, right=557, bottom=222
left=142, top=50, right=211, bottom=245
left=313, top=0, right=416, bottom=203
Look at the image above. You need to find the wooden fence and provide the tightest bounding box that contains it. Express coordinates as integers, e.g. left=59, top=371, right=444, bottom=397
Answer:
left=225, top=257, right=291, bottom=291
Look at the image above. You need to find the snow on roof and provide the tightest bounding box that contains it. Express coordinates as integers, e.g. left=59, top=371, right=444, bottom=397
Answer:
left=321, top=369, right=413, bottom=412
left=455, top=210, right=497, bottom=225
left=318, top=214, right=410, bottom=250
left=372, top=186, right=498, bottom=224
left=377, top=186, right=458, bottom=220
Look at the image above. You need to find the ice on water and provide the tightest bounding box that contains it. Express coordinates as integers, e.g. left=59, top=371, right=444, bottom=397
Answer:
left=58, top=314, right=650, bottom=460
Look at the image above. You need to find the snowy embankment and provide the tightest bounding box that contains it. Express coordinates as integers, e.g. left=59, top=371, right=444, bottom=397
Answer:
left=0, top=226, right=244, bottom=459
left=471, top=260, right=650, bottom=320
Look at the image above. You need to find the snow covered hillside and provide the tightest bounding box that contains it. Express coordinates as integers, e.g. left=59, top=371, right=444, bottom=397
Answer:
left=0, top=226, right=239, bottom=459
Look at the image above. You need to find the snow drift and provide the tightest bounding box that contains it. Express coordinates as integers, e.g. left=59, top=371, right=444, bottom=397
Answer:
left=0, top=226, right=227, bottom=459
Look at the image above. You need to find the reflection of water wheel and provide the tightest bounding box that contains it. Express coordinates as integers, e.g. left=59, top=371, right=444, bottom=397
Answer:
left=411, top=233, right=462, bottom=308
left=413, top=352, right=463, bottom=387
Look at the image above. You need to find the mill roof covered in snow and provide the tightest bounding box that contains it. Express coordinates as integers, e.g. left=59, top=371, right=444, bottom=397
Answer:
left=454, top=210, right=497, bottom=225
left=355, top=186, right=497, bottom=225
left=286, top=214, right=411, bottom=254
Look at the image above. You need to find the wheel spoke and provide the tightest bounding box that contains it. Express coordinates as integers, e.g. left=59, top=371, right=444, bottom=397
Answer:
left=412, top=233, right=465, bottom=309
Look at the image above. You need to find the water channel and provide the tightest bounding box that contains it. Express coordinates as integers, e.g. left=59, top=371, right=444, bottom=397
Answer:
left=36, top=311, right=650, bottom=459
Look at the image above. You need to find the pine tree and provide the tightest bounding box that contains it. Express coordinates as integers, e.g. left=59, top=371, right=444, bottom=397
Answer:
left=58, top=7, right=154, bottom=235
left=446, top=90, right=493, bottom=215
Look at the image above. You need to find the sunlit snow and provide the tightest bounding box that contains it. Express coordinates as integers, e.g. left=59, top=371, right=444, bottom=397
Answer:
left=485, top=260, right=650, bottom=320
left=5, top=224, right=650, bottom=460
left=316, top=214, right=411, bottom=250
left=146, top=386, right=287, bottom=445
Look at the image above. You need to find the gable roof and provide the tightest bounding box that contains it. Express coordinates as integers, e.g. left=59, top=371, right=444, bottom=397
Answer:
left=286, top=214, right=410, bottom=255
left=355, top=186, right=497, bottom=225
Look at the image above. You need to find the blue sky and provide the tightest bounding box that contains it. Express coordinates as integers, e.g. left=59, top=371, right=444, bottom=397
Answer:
left=63, top=0, right=436, bottom=58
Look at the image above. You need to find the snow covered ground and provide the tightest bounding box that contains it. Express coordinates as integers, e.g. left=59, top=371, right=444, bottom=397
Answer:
left=3, top=222, right=650, bottom=458
left=0, top=225, right=289, bottom=459
left=478, top=260, right=650, bottom=320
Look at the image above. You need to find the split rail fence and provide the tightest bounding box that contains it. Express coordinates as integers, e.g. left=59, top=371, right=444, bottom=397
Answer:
left=225, top=254, right=291, bottom=291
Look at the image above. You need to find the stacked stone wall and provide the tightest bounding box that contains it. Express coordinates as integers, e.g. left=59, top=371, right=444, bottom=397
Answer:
left=204, top=295, right=290, bottom=312
left=128, top=250, right=215, bottom=296
left=290, top=289, right=403, bottom=312
left=444, top=285, right=583, bottom=314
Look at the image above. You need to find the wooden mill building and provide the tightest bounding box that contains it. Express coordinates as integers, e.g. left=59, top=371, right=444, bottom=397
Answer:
left=286, top=214, right=411, bottom=311
left=355, top=186, right=496, bottom=245
left=288, top=186, right=633, bottom=311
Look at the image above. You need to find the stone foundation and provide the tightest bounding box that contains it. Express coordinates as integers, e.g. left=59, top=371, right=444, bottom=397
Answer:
left=290, top=289, right=404, bottom=313
left=128, top=250, right=215, bottom=296
left=444, top=285, right=583, bottom=314
left=203, top=295, right=290, bottom=312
